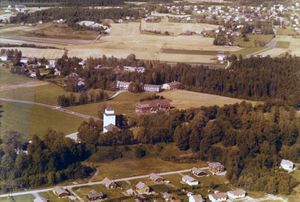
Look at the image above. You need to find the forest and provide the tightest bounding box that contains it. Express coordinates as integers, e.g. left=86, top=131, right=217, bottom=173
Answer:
left=6, top=0, right=124, bottom=6
left=52, top=54, right=300, bottom=105
left=10, top=7, right=145, bottom=26
left=0, top=130, right=93, bottom=193
left=77, top=102, right=300, bottom=194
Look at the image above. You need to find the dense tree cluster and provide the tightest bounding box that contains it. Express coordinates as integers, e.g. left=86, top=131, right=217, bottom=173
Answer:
left=57, top=55, right=300, bottom=104
left=76, top=102, right=300, bottom=194
left=57, top=90, right=108, bottom=107
left=138, top=102, right=300, bottom=193
left=0, top=49, right=22, bottom=65
left=10, top=7, right=145, bottom=26
left=0, top=130, right=93, bottom=193
left=7, top=0, right=124, bottom=6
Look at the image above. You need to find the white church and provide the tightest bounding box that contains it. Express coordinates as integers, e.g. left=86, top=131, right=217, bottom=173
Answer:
left=103, top=107, right=118, bottom=133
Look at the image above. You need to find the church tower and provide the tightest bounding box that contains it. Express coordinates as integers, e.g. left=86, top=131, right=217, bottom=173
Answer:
left=103, top=107, right=116, bottom=133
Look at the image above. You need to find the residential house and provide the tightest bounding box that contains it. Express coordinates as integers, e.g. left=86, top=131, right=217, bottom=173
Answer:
left=87, top=190, right=105, bottom=201
left=208, top=162, right=225, bottom=175
left=46, top=59, right=56, bottom=69
left=0, top=55, right=8, bottom=61
left=208, top=192, right=227, bottom=202
left=191, top=167, right=209, bottom=177
left=135, top=99, right=170, bottom=115
left=187, top=192, right=204, bottom=202
left=135, top=182, right=151, bottom=195
left=116, top=80, right=132, bottom=90
left=161, top=192, right=172, bottom=201
left=53, top=186, right=69, bottom=197
left=126, top=188, right=136, bottom=196
left=182, top=175, right=198, bottom=186
left=102, top=177, right=118, bottom=189
left=20, top=57, right=29, bottom=65
left=227, top=189, right=246, bottom=200
left=34, top=196, right=49, bottom=202
left=15, top=5, right=28, bottom=13
left=149, top=173, right=164, bottom=183
left=143, top=84, right=161, bottom=92
left=280, top=159, right=295, bottom=172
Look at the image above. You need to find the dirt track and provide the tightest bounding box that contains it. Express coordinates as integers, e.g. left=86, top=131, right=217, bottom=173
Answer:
left=0, top=80, right=48, bottom=92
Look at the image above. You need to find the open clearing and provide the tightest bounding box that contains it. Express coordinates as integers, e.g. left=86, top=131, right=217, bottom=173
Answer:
left=0, top=22, right=242, bottom=64
left=159, top=89, right=259, bottom=109
left=1, top=47, right=64, bottom=59
left=0, top=101, right=85, bottom=137
left=141, top=19, right=218, bottom=35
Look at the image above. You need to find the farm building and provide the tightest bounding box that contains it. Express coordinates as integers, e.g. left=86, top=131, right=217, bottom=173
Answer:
left=87, top=190, right=105, bottom=201
left=208, top=192, right=227, bottom=202
left=143, top=84, right=162, bottom=92
left=227, top=189, right=246, bottom=200
left=280, top=159, right=295, bottom=172
left=135, top=99, right=170, bottom=115
left=15, top=5, right=28, bottom=13
left=135, top=182, right=151, bottom=195
left=182, top=175, right=198, bottom=186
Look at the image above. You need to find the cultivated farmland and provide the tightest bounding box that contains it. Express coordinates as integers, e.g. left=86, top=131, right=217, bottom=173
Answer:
left=159, top=89, right=259, bottom=109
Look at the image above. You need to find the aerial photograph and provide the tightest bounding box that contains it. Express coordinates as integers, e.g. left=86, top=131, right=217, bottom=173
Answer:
left=0, top=0, right=299, bottom=201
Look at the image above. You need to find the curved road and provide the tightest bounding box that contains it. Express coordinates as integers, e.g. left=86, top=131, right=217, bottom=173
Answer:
left=0, top=90, right=126, bottom=120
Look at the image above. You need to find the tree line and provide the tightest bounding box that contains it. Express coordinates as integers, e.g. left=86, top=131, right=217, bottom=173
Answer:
left=10, top=7, right=145, bottom=27
left=0, top=130, right=93, bottom=193
left=54, top=54, right=300, bottom=105
left=77, top=102, right=300, bottom=194
left=6, top=0, right=124, bottom=6
left=57, top=90, right=108, bottom=107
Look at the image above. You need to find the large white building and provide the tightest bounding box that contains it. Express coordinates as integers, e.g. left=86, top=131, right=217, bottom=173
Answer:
left=103, top=107, right=116, bottom=133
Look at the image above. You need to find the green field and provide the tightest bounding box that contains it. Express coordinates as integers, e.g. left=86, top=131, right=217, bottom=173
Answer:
left=68, top=92, right=152, bottom=118
left=0, top=195, right=34, bottom=202
left=233, top=47, right=268, bottom=57
left=234, top=34, right=274, bottom=48
left=40, top=191, right=70, bottom=202
left=0, top=83, right=66, bottom=105
left=276, top=28, right=298, bottom=36
left=0, top=102, right=85, bottom=138
left=74, top=184, right=126, bottom=201
left=276, top=41, right=290, bottom=48
left=0, top=66, right=31, bottom=86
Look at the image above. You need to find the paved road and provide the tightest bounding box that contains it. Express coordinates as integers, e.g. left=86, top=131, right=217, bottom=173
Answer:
left=0, top=167, right=203, bottom=198
left=0, top=97, right=99, bottom=120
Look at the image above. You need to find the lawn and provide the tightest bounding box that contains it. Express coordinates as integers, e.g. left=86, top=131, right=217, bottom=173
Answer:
left=276, top=41, right=290, bottom=48
left=234, top=34, right=274, bottom=48
left=0, top=66, right=31, bottom=86
left=276, top=28, right=298, bottom=36
left=74, top=184, right=127, bottom=201
left=68, top=92, right=152, bottom=118
left=0, top=83, right=66, bottom=105
left=0, top=101, right=85, bottom=138
left=0, top=195, right=34, bottom=202
left=88, top=156, right=206, bottom=181
left=233, top=47, right=268, bottom=57
left=159, top=89, right=259, bottom=110
left=39, top=191, right=70, bottom=202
